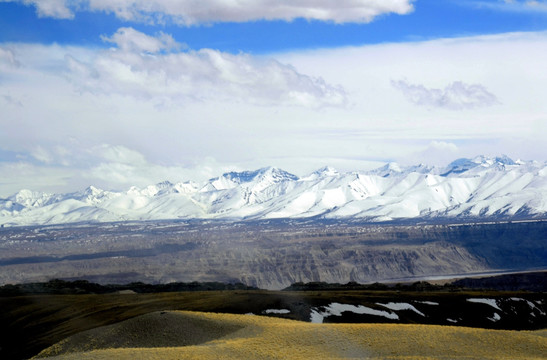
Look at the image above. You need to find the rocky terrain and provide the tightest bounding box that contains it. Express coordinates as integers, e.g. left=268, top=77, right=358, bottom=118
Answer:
left=0, top=219, right=545, bottom=289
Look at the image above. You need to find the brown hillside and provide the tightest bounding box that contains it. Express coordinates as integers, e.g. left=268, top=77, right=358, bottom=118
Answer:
left=34, top=311, right=547, bottom=360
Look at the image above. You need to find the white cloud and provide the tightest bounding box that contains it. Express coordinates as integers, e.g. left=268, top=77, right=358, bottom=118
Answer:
left=100, top=27, right=182, bottom=53
left=400, top=141, right=460, bottom=167
left=0, top=162, right=74, bottom=197
left=1, top=32, right=547, bottom=196
left=30, top=146, right=54, bottom=164
left=3, top=0, right=75, bottom=19
left=1, top=94, right=23, bottom=107
left=3, top=0, right=415, bottom=24
left=428, top=141, right=458, bottom=153
left=391, top=80, right=499, bottom=110
left=65, top=28, right=347, bottom=107
left=0, top=47, right=19, bottom=68
left=0, top=143, right=238, bottom=196
left=85, top=147, right=244, bottom=191
left=94, top=144, right=148, bottom=165
left=88, top=0, right=416, bottom=25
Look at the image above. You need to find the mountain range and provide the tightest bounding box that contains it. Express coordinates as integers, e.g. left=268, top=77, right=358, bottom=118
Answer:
left=1, top=156, right=546, bottom=226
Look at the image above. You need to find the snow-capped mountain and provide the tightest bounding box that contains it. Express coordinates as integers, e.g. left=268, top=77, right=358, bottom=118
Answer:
left=1, top=156, right=546, bottom=226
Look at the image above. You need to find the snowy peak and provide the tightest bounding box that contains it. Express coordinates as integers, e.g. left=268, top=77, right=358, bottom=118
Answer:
left=207, top=167, right=298, bottom=191
left=314, top=166, right=339, bottom=177
left=443, top=155, right=519, bottom=176
left=302, top=166, right=339, bottom=180
left=139, top=181, right=188, bottom=197
left=368, top=162, right=403, bottom=177
left=69, top=186, right=117, bottom=205
left=381, top=162, right=403, bottom=173
left=406, top=163, right=434, bottom=174
left=472, top=155, right=517, bottom=167
left=77, top=185, right=105, bottom=198
left=219, top=169, right=262, bottom=184
left=492, top=155, right=517, bottom=166
left=222, top=167, right=299, bottom=184
left=367, top=162, right=433, bottom=177
left=10, top=189, right=56, bottom=208
left=172, top=182, right=199, bottom=194
left=1, top=156, right=546, bottom=226
left=443, top=158, right=481, bottom=176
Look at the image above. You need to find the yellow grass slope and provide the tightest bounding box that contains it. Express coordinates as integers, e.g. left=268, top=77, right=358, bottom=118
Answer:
left=35, top=311, right=547, bottom=360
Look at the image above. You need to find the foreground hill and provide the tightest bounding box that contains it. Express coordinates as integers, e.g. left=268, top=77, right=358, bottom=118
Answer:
left=34, top=310, right=547, bottom=360
left=1, top=155, right=546, bottom=226
left=1, top=288, right=545, bottom=359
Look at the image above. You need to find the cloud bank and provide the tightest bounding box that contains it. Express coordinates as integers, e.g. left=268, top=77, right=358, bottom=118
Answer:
left=2, top=0, right=415, bottom=24
left=391, top=80, right=499, bottom=110
left=0, top=47, right=19, bottom=68
left=2, top=31, right=547, bottom=196
left=66, top=28, right=346, bottom=107
left=0, top=143, right=246, bottom=196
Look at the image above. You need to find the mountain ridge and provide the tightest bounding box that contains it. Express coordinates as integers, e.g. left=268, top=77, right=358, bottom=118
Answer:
left=1, top=156, right=546, bottom=226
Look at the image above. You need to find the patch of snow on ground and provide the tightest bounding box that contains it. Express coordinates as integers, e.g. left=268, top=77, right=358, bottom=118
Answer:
left=488, top=313, right=501, bottom=322
left=467, top=298, right=502, bottom=311
left=510, top=298, right=546, bottom=315
left=310, top=303, right=399, bottom=323
left=310, top=309, right=325, bottom=324
left=415, top=301, right=439, bottom=306
left=377, top=302, right=425, bottom=316
left=264, top=309, right=290, bottom=314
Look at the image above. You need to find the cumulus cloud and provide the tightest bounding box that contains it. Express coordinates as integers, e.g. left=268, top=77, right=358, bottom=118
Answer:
left=65, top=27, right=347, bottom=107
left=1, top=0, right=75, bottom=19
left=399, top=141, right=460, bottom=167
left=0, top=0, right=415, bottom=26
left=88, top=0, right=416, bottom=25
left=391, top=80, right=499, bottom=110
left=100, top=27, right=182, bottom=53
left=86, top=146, right=240, bottom=190
left=3, top=0, right=415, bottom=24
left=0, top=143, right=234, bottom=195
left=427, top=141, right=459, bottom=153
left=418, top=141, right=460, bottom=166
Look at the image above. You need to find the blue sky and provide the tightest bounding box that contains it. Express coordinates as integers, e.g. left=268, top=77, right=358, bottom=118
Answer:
left=1, top=0, right=547, bottom=52
left=1, top=0, right=547, bottom=196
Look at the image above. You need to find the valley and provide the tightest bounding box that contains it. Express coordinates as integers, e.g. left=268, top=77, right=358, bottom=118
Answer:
left=1, top=218, right=545, bottom=290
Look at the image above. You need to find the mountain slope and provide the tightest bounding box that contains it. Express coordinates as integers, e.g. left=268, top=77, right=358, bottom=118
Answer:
left=1, top=156, right=546, bottom=226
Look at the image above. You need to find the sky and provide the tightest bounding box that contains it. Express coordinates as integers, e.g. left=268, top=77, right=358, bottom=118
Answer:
left=0, top=0, right=546, bottom=196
